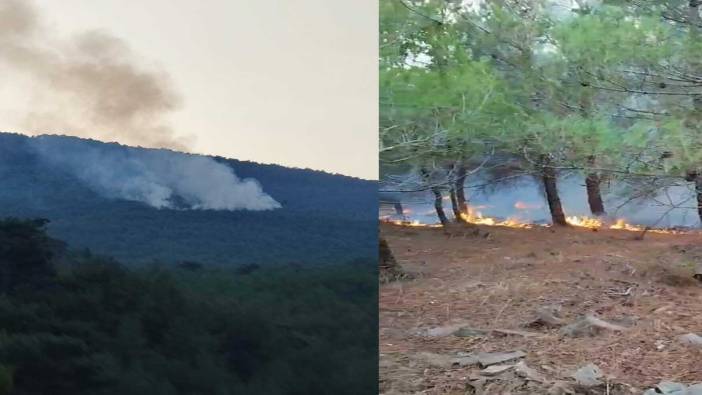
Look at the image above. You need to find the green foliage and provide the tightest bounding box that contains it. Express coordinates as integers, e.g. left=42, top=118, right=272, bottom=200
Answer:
left=379, top=0, right=702, bottom=195
left=380, top=2, right=521, bottom=170
left=0, top=219, right=377, bottom=395
left=0, top=218, right=57, bottom=294
left=553, top=7, right=673, bottom=67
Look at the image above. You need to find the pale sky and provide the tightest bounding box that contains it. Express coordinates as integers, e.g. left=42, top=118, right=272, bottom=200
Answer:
left=1, top=1, right=378, bottom=180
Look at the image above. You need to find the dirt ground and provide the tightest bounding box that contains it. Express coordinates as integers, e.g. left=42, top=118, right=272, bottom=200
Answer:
left=379, top=222, right=702, bottom=394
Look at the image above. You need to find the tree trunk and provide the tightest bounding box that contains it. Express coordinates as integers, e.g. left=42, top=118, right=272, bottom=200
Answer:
left=541, top=157, right=568, bottom=226
left=446, top=162, right=468, bottom=224
left=432, top=186, right=450, bottom=226
left=584, top=157, right=605, bottom=216
left=455, top=164, right=468, bottom=214
left=393, top=202, right=404, bottom=217
left=449, top=185, right=466, bottom=223
left=585, top=173, right=605, bottom=216
left=420, top=167, right=449, bottom=226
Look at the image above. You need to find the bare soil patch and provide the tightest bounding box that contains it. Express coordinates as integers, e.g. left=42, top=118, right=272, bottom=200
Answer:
left=380, top=223, right=702, bottom=394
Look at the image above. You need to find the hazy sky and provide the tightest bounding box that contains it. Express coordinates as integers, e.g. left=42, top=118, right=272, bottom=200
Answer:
left=0, top=1, right=378, bottom=180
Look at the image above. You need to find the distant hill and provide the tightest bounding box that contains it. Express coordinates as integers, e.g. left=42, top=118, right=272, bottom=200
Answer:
left=0, top=132, right=377, bottom=265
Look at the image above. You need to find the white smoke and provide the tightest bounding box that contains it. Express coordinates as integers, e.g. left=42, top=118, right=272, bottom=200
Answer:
left=0, top=1, right=281, bottom=211
left=30, top=136, right=281, bottom=211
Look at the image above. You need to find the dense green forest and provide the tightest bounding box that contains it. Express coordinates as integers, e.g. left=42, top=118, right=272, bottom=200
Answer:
left=0, top=133, right=376, bottom=265
left=380, top=0, right=702, bottom=227
left=0, top=218, right=377, bottom=394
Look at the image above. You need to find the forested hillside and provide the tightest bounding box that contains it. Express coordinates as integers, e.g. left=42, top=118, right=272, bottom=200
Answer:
left=0, top=218, right=377, bottom=395
left=0, top=133, right=376, bottom=265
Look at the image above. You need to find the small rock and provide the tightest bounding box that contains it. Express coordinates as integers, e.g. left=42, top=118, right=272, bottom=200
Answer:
left=694, top=262, right=702, bottom=282
left=453, top=355, right=478, bottom=367
left=480, top=364, right=514, bottom=376
left=688, top=383, right=702, bottom=395
left=679, top=333, right=702, bottom=347
left=466, top=377, right=487, bottom=393
left=414, top=351, right=479, bottom=368
left=477, top=350, right=526, bottom=367
left=454, top=327, right=488, bottom=337
left=560, top=315, right=627, bottom=337
left=643, top=381, right=687, bottom=395
left=492, top=328, right=543, bottom=337
left=527, top=305, right=565, bottom=327
left=424, top=324, right=464, bottom=337
left=514, top=361, right=545, bottom=382
left=572, top=363, right=603, bottom=387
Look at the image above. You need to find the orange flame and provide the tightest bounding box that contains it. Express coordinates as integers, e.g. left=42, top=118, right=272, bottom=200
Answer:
left=565, top=215, right=603, bottom=229
left=610, top=218, right=641, bottom=232
left=380, top=218, right=442, bottom=228
left=459, top=207, right=533, bottom=229
left=608, top=219, right=677, bottom=234
left=382, top=206, right=681, bottom=234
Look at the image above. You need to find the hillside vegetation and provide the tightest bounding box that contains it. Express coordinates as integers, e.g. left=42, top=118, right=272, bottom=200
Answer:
left=0, top=133, right=377, bottom=265
left=0, top=218, right=377, bottom=395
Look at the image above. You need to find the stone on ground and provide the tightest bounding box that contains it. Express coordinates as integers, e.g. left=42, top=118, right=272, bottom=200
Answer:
left=527, top=305, right=565, bottom=327
left=643, top=381, right=687, bottom=395
left=514, top=361, right=546, bottom=382
left=480, top=364, right=514, bottom=376
left=454, top=327, right=488, bottom=337
left=560, top=315, right=628, bottom=337
left=571, top=363, right=603, bottom=387
left=679, top=333, right=702, bottom=348
left=476, top=350, right=526, bottom=367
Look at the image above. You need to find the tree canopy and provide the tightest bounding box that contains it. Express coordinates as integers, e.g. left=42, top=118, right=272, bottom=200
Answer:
left=0, top=218, right=377, bottom=395
left=380, top=0, right=702, bottom=226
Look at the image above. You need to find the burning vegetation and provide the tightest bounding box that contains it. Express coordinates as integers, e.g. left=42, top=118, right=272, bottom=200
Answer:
left=381, top=202, right=682, bottom=235
left=380, top=1, right=702, bottom=236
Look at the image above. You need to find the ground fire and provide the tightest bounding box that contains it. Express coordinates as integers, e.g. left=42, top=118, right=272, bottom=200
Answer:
left=380, top=203, right=682, bottom=234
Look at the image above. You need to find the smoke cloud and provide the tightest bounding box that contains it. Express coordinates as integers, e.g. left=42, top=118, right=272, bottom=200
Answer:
left=0, top=1, right=281, bottom=211
left=384, top=173, right=700, bottom=228
left=0, top=0, right=187, bottom=149
left=30, top=137, right=282, bottom=211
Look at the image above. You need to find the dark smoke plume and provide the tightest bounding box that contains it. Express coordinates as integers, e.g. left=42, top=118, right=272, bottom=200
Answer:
left=0, top=0, right=186, bottom=149
left=0, top=1, right=281, bottom=211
